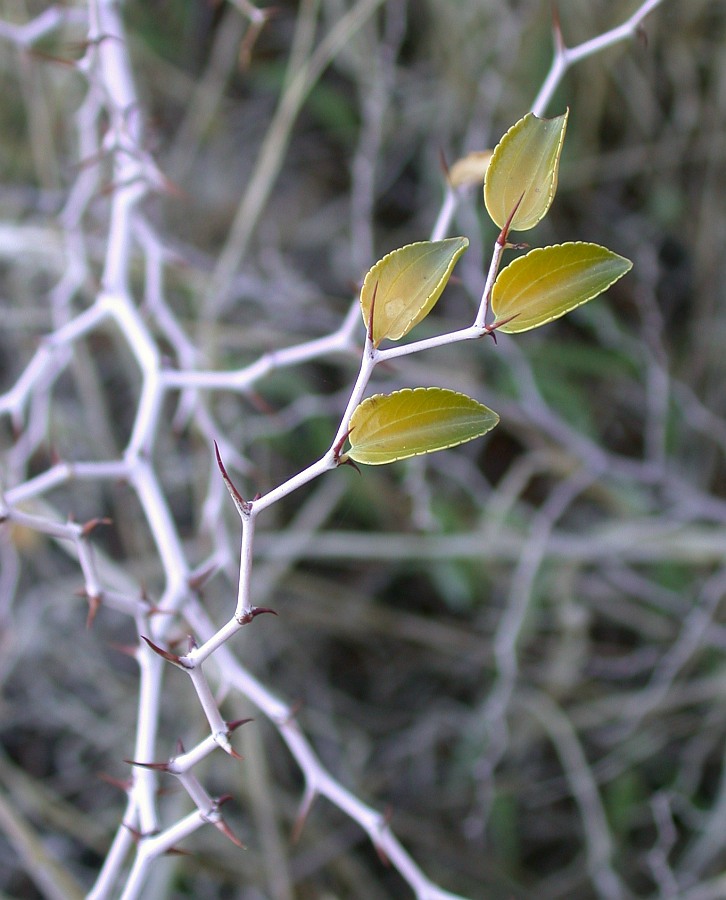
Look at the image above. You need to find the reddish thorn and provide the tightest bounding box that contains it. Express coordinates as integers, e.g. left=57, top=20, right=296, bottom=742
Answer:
left=227, top=718, right=254, bottom=733
left=141, top=636, right=191, bottom=668
left=291, top=788, right=317, bottom=844
left=188, top=562, right=218, bottom=591
left=238, top=8, right=279, bottom=69
left=176, top=738, right=186, bottom=755
left=367, top=281, right=378, bottom=344
left=486, top=313, right=519, bottom=337
left=438, top=147, right=451, bottom=183
left=157, top=784, right=180, bottom=798
left=371, top=807, right=394, bottom=867
left=236, top=606, right=278, bottom=625
left=333, top=427, right=353, bottom=464
left=123, top=824, right=143, bottom=843
left=124, top=758, right=170, bottom=772
left=108, top=642, right=138, bottom=658
left=217, top=794, right=234, bottom=808
left=551, top=3, right=565, bottom=52
left=252, top=492, right=261, bottom=501
left=81, top=516, right=112, bottom=537
left=86, top=594, right=102, bottom=629
left=157, top=173, right=186, bottom=200
left=85, top=33, right=125, bottom=50
left=373, top=840, right=391, bottom=867
left=341, top=456, right=361, bottom=476
left=214, top=441, right=251, bottom=516
left=164, top=847, right=192, bottom=857
left=71, top=149, right=106, bottom=174
left=98, top=773, right=132, bottom=792
left=497, top=192, right=525, bottom=247
left=28, top=48, right=80, bottom=68
left=214, top=817, right=246, bottom=849
left=168, top=634, right=188, bottom=651
left=279, top=699, right=303, bottom=727
left=252, top=606, right=278, bottom=617
left=187, top=634, right=198, bottom=653
left=245, top=389, right=276, bottom=415
left=146, top=606, right=176, bottom=618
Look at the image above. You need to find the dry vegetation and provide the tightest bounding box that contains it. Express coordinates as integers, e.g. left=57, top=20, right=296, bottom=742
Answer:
left=2, top=1, right=726, bottom=898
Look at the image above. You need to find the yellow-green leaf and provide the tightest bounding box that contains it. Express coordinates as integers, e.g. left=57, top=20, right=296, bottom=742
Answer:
left=449, top=150, right=493, bottom=188
left=491, top=242, right=632, bottom=333
left=484, top=110, right=568, bottom=231
left=360, top=238, right=468, bottom=347
left=346, top=387, right=499, bottom=466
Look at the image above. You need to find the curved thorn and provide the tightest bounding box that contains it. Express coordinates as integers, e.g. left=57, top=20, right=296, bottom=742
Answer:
left=214, top=441, right=251, bottom=517
left=227, top=718, right=254, bottom=733
left=141, top=635, right=191, bottom=668
left=333, top=427, right=353, bottom=464
left=236, top=606, right=278, bottom=625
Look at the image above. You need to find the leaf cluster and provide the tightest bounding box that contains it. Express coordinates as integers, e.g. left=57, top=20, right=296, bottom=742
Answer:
left=343, top=111, right=632, bottom=466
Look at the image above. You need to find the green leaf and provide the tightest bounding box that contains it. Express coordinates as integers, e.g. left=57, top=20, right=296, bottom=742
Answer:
left=484, top=110, right=568, bottom=231
left=491, top=242, right=632, bottom=333
left=360, top=238, right=468, bottom=347
left=345, top=387, right=499, bottom=466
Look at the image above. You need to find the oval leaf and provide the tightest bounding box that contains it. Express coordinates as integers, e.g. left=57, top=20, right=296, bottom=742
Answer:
left=346, top=387, right=499, bottom=466
left=484, top=110, right=568, bottom=231
left=491, top=242, right=633, bottom=333
left=360, top=238, right=468, bottom=347
left=449, top=150, right=493, bottom=188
